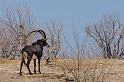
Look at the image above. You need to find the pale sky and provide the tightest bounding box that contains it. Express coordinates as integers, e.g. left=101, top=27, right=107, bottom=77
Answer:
left=0, top=0, right=124, bottom=41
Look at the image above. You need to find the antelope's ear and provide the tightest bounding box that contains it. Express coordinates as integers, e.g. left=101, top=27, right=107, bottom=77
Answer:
left=37, top=39, right=41, bottom=44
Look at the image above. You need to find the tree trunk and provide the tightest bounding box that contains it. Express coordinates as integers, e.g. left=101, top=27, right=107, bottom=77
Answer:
left=106, top=44, right=112, bottom=59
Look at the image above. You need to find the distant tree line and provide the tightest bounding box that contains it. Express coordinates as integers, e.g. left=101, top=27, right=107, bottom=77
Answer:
left=86, top=15, right=124, bottom=58
left=0, top=6, right=124, bottom=59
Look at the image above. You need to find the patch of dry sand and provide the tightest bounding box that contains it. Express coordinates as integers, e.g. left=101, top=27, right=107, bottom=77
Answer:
left=0, top=59, right=123, bottom=82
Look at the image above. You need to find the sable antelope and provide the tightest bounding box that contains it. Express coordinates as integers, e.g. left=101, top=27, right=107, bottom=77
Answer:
left=20, top=30, right=50, bottom=75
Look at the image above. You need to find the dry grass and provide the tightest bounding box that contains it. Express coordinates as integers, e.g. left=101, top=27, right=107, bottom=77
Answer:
left=0, top=59, right=20, bottom=64
left=0, top=58, right=123, bottom=82
left=53, top=58, right=124, bottom=82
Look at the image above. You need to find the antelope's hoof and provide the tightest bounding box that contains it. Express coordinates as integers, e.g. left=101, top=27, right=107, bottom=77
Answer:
left=20, top=73, right=22, bottom=76
left=29, top=72, right=32, bottom=75
left=39, top=72, right=41, bottom=74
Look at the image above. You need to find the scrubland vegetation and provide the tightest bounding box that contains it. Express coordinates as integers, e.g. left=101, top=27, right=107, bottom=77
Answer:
left=0, top=5, right=124, bottom=82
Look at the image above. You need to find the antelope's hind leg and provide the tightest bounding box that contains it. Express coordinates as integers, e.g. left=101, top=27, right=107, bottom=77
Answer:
left=20, top=60, right=24, bottom=75
left=20, top=52, right=26, bottom=75
left=26, top=60, right=32, bottom=75
left=26, top=55, right=33, bottom=75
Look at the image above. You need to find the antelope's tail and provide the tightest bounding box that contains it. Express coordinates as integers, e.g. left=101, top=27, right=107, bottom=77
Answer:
left=21, top=51, right=27, bottom=65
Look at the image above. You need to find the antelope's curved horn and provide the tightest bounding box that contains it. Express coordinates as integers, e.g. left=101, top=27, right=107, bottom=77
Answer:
left=26, top=30, right=46, bottom=40
left=37, top=30, right=46, bottom=39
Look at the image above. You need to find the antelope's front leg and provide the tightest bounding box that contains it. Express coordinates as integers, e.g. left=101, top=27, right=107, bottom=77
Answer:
left=38, top=58, right=41, bottom=74
left=34, top=59, right=36, bottom=74
left=27, top=60, right=32, bottom=75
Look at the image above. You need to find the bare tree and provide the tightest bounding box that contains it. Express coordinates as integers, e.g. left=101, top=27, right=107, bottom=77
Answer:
left=46, top=23, right=63, bottom=59
left=0, top=6, right=36, bottom=59
left=56, top=29, right=114, bottom=82
left=86, top=15, right=124, bottom=58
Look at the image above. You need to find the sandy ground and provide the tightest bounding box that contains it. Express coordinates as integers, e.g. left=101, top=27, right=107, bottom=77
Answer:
left=0, top=59, right=65, bottom=82
left=0, top=59, right=123, bottom=82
